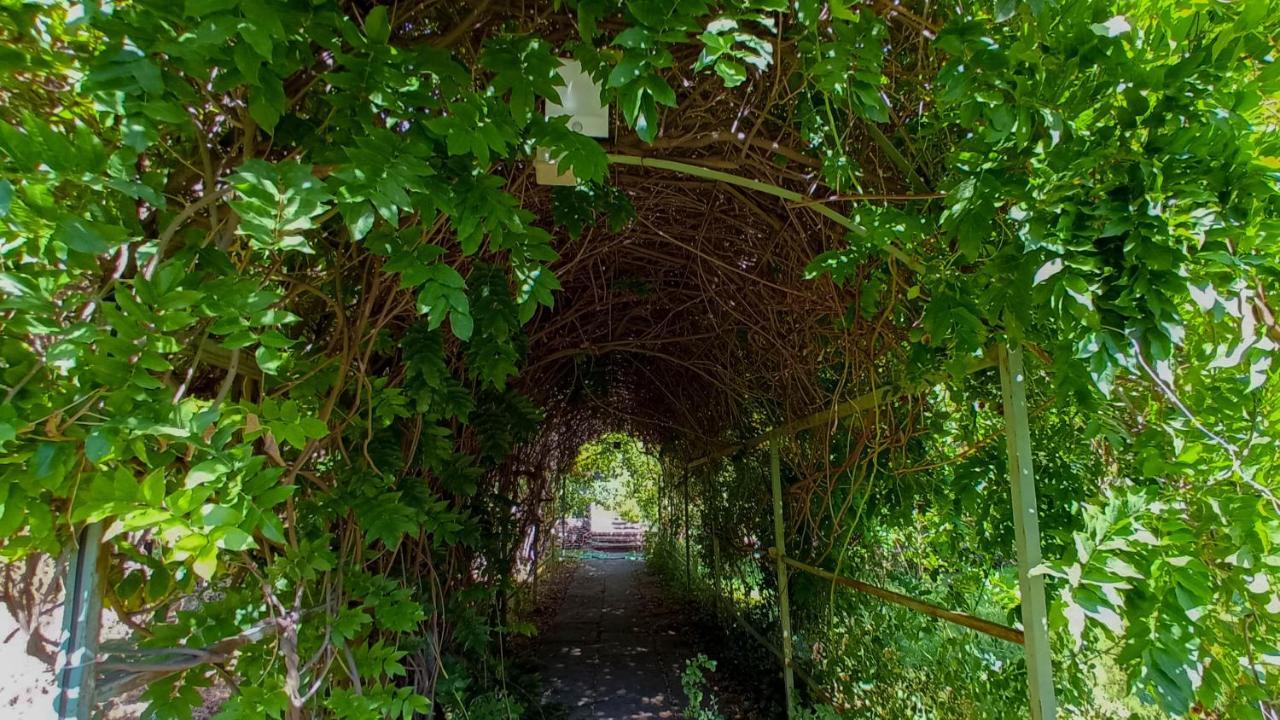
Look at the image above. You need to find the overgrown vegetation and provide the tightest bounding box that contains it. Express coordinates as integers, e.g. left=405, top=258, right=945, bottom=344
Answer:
left=682, top=654, right=724, bottom=720
left=0, top=0, right=1277, bottom=719
left=558, top=433, right=659, bottom=523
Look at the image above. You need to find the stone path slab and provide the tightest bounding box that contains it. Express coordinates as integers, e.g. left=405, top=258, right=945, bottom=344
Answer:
left=538, top=557, right=697, bottom=719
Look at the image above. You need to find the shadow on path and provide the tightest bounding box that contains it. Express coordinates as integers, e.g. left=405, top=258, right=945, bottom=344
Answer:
left=537, top=557, right=697, bottom=719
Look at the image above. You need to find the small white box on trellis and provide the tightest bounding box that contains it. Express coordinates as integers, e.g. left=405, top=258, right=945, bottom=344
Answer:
left=535, top=58, right=609, bottom=186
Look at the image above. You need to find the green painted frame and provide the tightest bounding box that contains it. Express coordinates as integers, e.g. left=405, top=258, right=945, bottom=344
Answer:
left=999, top=343, right=1058, bottom=719
left=55, top=522, right=104, bottom=720
left=689, top=344, right=1057, bottom=719
left=770, top=439, right=797, bottom=717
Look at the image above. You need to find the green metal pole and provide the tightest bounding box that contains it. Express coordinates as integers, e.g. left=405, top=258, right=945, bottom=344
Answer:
left=55, top=522, right=104, bottom=720
left=711, top=523, right=723, bottom=617
left=683, top=471, right=692, bottom=592
left=999, top=344, right=1057, bottom=720
left=532, top=519, right=541, bottom=598
left=657, top=464, right=664, bottom=541
left=770, top=439, right=796, bottom=717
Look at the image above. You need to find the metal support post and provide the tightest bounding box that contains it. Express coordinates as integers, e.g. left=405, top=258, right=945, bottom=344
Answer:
left=55, top=522, right=104, bottom=720
left=999, top=343, right=1057, bottom=720
left=770, top=439, right=796, bottom=717
left=683, top=471, right=692, bottom=591
left=657, top=465, right=665, bottom=540
left=531, top=520, right=541, bottom=597
left=711, top=523, right=723, bottom=616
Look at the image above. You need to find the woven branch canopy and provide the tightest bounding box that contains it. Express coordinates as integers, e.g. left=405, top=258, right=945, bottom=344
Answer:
left=493, top=27, right=935, bottom=484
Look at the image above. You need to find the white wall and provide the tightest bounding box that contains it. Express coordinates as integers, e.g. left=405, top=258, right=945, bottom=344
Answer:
left=588, top=503, right=626, bottom=533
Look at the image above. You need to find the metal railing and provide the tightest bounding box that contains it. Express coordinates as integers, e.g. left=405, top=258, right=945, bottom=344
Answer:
left=766, top=549, right=1025, bottom=645
left=663, top=343, right=1056, bottom=720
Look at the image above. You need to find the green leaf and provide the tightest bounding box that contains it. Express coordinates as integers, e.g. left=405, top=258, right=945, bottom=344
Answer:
left=643, top=73, right=677, bottom=107
left=199, top=503, right=242, bottom=527
left=141, top=469, right=166, bottom=506
left=0, top=180, right=11, bottom=218
left=714, top=59, right=747, bottom=87
left=185, top=0, right=238, bottom=16
left=248, top=91, right=281, bottom=133
left=145, top=565, right=171, bottom=602
left=54, top=218, right=114, bottom=254
left=364, top=6, right=390, bottom=44
left=215, top=527, right=257, bottom=551
left=116, top=570, right=143, bottom=601
left=255, top=345, right=286, bottom=375
left=239, top=24, right=274, bottom=60
left=84, top=430, right=112, bottom=464
left=1033, top=258, right=1064, bottom=285
left=608, top=56, right=645, bottom=88
left=449, top=309, right=473, bottom=341
left=632, top=90, right=660, bottom=143
left=118, top=508, right=170, bottom=532
left=829, top=1, right=857, bottom=20
left=479, top=36, right=563, bottom=125
left=233, top=43, right=261, bottom=84
left=33, top=443, right=64, bottom=483
left=258, top=513, right=287, bottom=544
left=359, top=499, right=418, bottom=550
left=240, top=4, right=284, bottom=58
left=185, top=460, right=230, bottom=488
left=247, top=72, right=286, bottom=132
left=534, top=118, right=608, bottom=184
left=192, top=544, right=219, bottom=580
left=230, top=160, right=332, bottom=252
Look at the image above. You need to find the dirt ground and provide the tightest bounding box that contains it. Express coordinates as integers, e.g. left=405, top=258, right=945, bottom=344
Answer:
left=1, top=599, right=62, bottom=720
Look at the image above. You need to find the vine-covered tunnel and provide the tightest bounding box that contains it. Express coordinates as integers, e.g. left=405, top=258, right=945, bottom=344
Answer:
left=1, top=2, right=1278, bottom=720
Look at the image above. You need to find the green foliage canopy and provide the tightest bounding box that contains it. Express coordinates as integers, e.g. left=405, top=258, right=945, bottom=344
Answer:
left=0, top=0, right=1277, bottom=718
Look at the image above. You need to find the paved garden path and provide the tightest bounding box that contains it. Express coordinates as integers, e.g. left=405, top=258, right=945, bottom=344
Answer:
left=538, top=557, right=697, bottom=719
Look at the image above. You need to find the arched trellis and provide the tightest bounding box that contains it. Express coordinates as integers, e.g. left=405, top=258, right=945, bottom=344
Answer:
left=49, top=146, right=1026, bottom=720
left=11, top=0, right=1272, bottom=718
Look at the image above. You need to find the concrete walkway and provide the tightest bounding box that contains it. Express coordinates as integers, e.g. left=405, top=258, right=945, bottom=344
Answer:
left=539, top=557, right=697, bottom=719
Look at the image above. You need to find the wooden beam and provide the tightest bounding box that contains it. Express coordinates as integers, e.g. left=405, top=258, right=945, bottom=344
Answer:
left=999, top=344, right=1058, bottom=720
